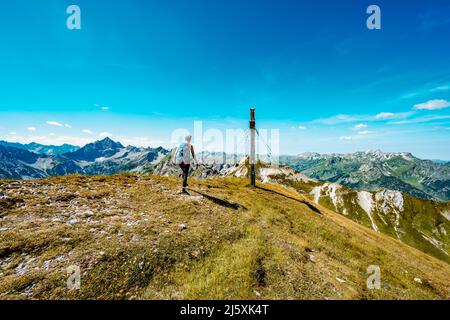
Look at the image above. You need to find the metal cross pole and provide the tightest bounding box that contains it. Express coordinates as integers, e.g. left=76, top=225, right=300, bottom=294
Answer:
left=250, top=107, right=256, bottom=187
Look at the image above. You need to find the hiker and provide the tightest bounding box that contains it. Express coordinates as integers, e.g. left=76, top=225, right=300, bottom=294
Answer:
left=173, top=135, right=196, bottom=192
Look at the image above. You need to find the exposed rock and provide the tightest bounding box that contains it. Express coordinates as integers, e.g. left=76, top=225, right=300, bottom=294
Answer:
left=15, top=257, right=36, bottom=276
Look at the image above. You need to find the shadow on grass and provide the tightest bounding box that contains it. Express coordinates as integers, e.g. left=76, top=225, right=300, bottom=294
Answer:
left=187, top=188, right=245, bottom=210
left=255, top=185, right=322, bottom=214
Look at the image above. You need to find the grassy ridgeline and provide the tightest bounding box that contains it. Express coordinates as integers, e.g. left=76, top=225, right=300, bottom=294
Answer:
left=0, top=174, right=449, bottom=299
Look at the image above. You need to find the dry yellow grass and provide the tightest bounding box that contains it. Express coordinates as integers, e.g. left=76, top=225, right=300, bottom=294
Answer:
left=0, top=174, right=449, bottom=300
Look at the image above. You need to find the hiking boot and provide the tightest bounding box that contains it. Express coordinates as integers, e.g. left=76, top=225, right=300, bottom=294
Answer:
left=179, top=188, right=189, bottom=195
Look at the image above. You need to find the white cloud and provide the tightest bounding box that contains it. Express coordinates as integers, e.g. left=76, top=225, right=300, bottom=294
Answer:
left=354, top=123, right=367, bottom=130
left=82, top=129, right=94, bottom=135
left=374, top=112, right=396, bottom=119
left=2, top=133, right=168, bottom=148
left=5, top=135, right=24, bottom=142
left=298, top=126, right=306, bottom=130
left=64, top=124, right=72, bottom=128
left=312, top=114, right=368, bottom=125
left=46, top=121, right=63, bottom=127
left=118, top=136, right=166, bottom=148
left=391, top=115, right=450, bottom=125
left=99, top=132, right=113, bottom=138
left=374, top=111, right=415, bottom=120
left=402, top=92, right=419, bottom=99
left=339, top=136, right=353, bottom=141
left=7, top=135, right=95, bottom=147
left=9, top=131, right=17, bottom=135
left=95, top=103, right=109, bottom=111
left=27, top=127, right=36, bottom=132
left=313, top=111, right=413, bottom=125
left=430, top=86, right=449, bottom=92
left=413, top=99, right=450, bottom=110
left=358, top=130, right=373, bottom=135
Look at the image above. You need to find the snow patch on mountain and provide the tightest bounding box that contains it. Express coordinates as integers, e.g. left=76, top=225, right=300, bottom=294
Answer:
left=27, top=158, right=54, bottom=171
left=310, top=187, right=321, bottom=204
left=357, top=191, right=373, bottom=214
left=309, top=183, right=343, bottom=211
left=441, top=211, right=450, bottom=222
left=357, top=191, right=378, bottom=232
left=327, top=184, right=343, bottom=210
left=375, top=190, right=404, bottom=213
left=259, top=167, right=314, bottom=184
left=375, top=190, right=404, bottom=238
left=420, top=232, right=449, bottom=256
left=95, top=148, right=129, bottom=162
left=223, top=158, right=248, bottom=178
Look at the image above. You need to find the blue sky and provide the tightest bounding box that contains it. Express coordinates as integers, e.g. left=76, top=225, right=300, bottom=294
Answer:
left=0, top=0, right=449, bottom=159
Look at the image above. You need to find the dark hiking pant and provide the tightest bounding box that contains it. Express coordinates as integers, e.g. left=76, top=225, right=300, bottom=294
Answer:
left=179, top=163, right=190, bottom=188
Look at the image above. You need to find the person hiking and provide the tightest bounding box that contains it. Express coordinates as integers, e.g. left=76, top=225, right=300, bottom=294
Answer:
left=172, top=135, right=196, bottom=193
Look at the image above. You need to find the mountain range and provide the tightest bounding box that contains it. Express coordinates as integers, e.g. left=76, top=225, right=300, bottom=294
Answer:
left=0, top=141, right=80, bottom=155
left=1, top=139, right=450, bottom=202
left=0, top=138, right=167, bottom=180
left=280, top=151, right=450, bottom=202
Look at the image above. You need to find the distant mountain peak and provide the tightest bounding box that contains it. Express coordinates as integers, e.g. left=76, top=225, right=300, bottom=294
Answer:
left=363, top=149, right=414, bottom=158
left=93, top=137, right=124, bottom=149
left=64, top=138, right=125, bottom=162
left=364, top=149, right=384, bottom=155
